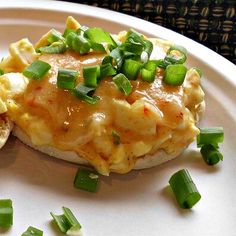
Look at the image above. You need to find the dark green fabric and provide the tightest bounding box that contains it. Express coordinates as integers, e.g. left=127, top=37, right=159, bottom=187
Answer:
left=61, top=0, right=236, bottom=64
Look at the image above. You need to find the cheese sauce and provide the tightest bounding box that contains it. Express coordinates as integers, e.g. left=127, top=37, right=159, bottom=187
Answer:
left=6, top=49, right=202, bottom=175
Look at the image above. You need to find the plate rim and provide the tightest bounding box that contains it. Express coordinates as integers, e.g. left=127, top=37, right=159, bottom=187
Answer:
left=0, top=0, right=235, bottom=89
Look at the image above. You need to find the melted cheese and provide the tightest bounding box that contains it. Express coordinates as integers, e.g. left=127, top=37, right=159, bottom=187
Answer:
left=2, top=48, right=203, bottom=175
left=0, top=33, right=204, bottom=175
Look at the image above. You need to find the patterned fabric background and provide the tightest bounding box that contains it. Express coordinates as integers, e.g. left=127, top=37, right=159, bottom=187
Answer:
left=61, top=0, right=236, bottom=64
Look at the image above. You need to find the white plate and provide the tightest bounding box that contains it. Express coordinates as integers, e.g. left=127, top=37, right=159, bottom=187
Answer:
left=0, top=1, right=236, bottom=235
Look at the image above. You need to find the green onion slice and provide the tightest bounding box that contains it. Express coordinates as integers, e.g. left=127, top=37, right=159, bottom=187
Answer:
left=76, top=25, right=89, bottom=35
left=121, top=59, right=142, bottom=80
left=169, top=169, right=201, bottom=209
left=72, top=35, right=91, bottom=55
left=0, top=199, right=13, bottom=228
left=109, top=47, right=124, bottom=69
left=163, top=64, right=187, bottom=86
left=100, top=63, right=117, bottom=79
left=0, top=69, right=4, bottom=76
left=22, top=60, right=51, bottom=80
left=84, top=27, right=116, bottom=47
left=74, top=168, right=99, bottom=192
left=164, top=50, right=187, bottom=64
left=37, top=42, right=67, bottom=54
left=120, top=40, right=144, bottom=55
left=21, top=226, right=43, bottom=236
left=165, top=44, right=187, bottom=64
left=125, top=30, right=144, bottom=46
left=65, top=31, right=77, bottom=48
left=143, top=39, right=153, bottom=58
left=200, top=144, right=223, bottom=165
left=112, top=73, right=132, bottom=96
left=155, top=59, right=171, bottom=69
left=167, top=44, right=187, bottom=57
left=57, top=68, right=78, bottom=90
left=143, top=60, right=158, bottom=71
left=48, top=29, right=65, bottom=44
left=83, top=65, right=100, bottom=87
left=197, top=127, right=224, bottom=148
left=63, top=28, right=75, bottom=38
left=90, top=42, right=106, bottom=53
left=141, top=68, right=156, bottom=82
left=112, top=131, right=121, bottom=145
left=73, top=84, right=99, bottom=104
left=50, top=207, right=81, bottom=234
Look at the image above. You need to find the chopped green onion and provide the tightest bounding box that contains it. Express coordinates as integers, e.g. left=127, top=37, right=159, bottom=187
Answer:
left=62, top=207, right=81, bottom=232
left=74, top=168, right=99, bottom=192
left=50, top=207, right=81, bottom=234
left=102, top=55, right=113, bottom=65
left=51, top=213, right=69, bottom=233
left=143, top=39, right=153, bottom=58
left=165, top=44, right=187, bottom=65
left=164, top=50, right=187, bottom=64
left=65, top=31, right=77, bottom=48
left=197, top=127, right=224, bottom=148
left=0, top=69, right=4, bottom=76
left=121, top=59, right=142, bottom=80
left=109, top=47, right=124, bottom=69
left=57, top=68, right=78, bottom=90
left=37, top=42, right=67, bottom=54
left=84, top=27, right=116, bottom=47
left=21, top=226, right=43, bottom=236
left=90, top=42, right=106, bottom=53
left=112, top=131, right=121, bottom=145
left=143, top=60, right=158, bottom=71
left=163, top=64, right=187, bottom=86
left=83, top=65, right=100, bottom=87
left=48, top=29, right=65, bottom=44
left=0, top=199, right=13, bottom=228
left=155, top=59, right=171, bottom=69
left=100, top=63, right=117, bottom=78
left=167, top=44, right=187, bottom=57
left=72, top=35, right=91, bottom=54
left=76, top=25, right=89, bottom=35
left=200, top=144, right=223, bottom=165
left=63, top=28, right=75, bottom=38
left=73, top=84, right=99, bottom=104
left=22, top=60, right=51, bottom=80
left=125, top=30, right=144, bottom=46
left=141, top=68, right=156, bottom=82
left=120, top=40, right=143, bottom=55
left=112, top=73, right=132, bottom=96
left=169, top=169, right=201, bottom=209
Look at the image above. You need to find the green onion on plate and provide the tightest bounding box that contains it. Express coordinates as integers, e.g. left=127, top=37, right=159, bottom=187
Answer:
left=51, top=207, right=81, bottom=234
left=200, top=144, right=223, bottom=165
left=74, top=168, right=99, bottom=192
left=21, top=226, right=43, bottom=236
left=169, top=169, right=201, bottom=209
left=0, top=199, right=13, bottom=228
left=197, top=127, right=224, bottom=148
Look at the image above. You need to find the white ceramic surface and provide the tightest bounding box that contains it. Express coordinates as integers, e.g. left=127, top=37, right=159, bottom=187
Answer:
left=0, top=1, right=236, bottom=235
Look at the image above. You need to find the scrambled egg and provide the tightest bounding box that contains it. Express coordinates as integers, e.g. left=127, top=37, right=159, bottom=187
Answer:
left=0, top=17, right=204, bottom=175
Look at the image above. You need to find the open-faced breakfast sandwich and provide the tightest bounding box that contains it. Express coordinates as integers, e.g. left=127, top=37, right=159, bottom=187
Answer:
left=0, top=16, right=205, bottom=175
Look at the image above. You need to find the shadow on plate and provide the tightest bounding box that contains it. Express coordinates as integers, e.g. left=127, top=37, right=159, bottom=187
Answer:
left=0, top=133, right=222, bottom=203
